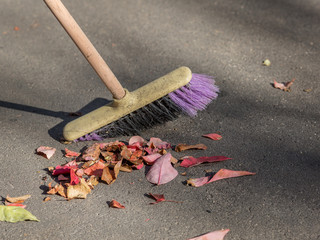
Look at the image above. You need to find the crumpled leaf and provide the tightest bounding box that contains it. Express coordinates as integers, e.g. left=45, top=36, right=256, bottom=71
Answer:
left=64, top=148, right=80, bottom=158
left=57, top=174, right=69, bottom=181
left=67, top=178, right=91, bottom=199
left=180, top=156, right=231, bottom=168
left=101, top=160, right=122, bottom=185
left=82, top=143, right=100, bottom=161
left=146, top=153, right=178, bottom=185
left=83, top=160, right=106, bottom=177
left=202, top=133, right=222, bottom=141
left=0, top=206, right=39, bottom=223
left=6, top=195, right=31, bottom=203
left=36, top=146, right=56, bottom=159
left=47, top=182, right=67, bottom=198
left=109, top=200, right=125, bottom=209
left=147, top=137, right=171, bottom=149
left=187, top=169, right=256, bottom=187
left=188, top=229, right=230, bottom=240
left=273, top=78, right=295, bottom=92
left=175, top=144, right=207, bottom=152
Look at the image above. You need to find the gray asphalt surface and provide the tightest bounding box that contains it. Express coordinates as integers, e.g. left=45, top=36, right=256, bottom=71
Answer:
left=1, top=0, right=319, bottom=239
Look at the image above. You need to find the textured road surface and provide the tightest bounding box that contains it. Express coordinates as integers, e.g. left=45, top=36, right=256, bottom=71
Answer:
left=1, top=0, right=319, bottom=239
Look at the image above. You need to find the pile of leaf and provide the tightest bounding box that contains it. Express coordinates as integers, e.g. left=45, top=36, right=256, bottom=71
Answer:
left=43, top=135, right=255, bottom=200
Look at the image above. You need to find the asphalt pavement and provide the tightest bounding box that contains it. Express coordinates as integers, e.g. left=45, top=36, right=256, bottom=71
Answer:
left=0, top=0, right=319, bottom=239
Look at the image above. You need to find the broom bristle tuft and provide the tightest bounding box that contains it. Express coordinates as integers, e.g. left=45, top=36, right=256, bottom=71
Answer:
left=75, top=73, right=218, bottom=141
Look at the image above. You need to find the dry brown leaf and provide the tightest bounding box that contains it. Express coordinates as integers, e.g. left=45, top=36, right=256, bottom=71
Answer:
left=175, top=144, right=207, bottom=152
left=87, top=176, right=99, bottom=189
left=82, top=143, right=101, bottom=161
left=6, top=195, right=31, bottom=203
left=67, top=178, right=91, bottom=200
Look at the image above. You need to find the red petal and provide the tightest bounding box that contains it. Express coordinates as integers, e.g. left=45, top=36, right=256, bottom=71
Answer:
left=188, top=229, right=230, bottom=240
left=146, top=153, right=178, bottom=185
left=202, top=133, right=222, bottom=141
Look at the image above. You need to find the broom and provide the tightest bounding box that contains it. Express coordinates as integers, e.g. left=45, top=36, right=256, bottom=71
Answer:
left=44, top=0, right=219, bottom=142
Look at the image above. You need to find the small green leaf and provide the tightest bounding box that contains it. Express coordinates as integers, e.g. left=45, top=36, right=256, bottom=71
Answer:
left=0, top=206, right=39, bottom=223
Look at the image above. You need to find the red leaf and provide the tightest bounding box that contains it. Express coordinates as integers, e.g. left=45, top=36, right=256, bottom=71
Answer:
left=187, top=169, right=256, bottom=187
left=180, top=156, right=231, bottom=168
left=5, top=202, right=26, bottom=208
left=83, top=160, right=106, bottom=177
left=52, top=166, right=72, bottom=175
left=36, top=146, right=56, bottom=159
left=82, top=143, right=101, bottom=161
left=57, top=174, right=69, bottom=181
left=202, top=133, right=222, bottom=141
left=132, top=162, right=144, bottom=170
left=148, top=193, right=166, bottom=204
left=64, top=148, right=80, bottom=158
left=146, top=153, right=178, bottom=185
left=128, top=136, right=145, bottom=147
left=70, top=168, right=80, bottom=185
left=109, top=200, right=125, bottom=209
left=188, top=229, right=230, bottom=240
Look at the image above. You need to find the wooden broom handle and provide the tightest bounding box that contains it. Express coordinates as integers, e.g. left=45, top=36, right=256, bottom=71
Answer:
left=44, top=0, right=126, bottom=100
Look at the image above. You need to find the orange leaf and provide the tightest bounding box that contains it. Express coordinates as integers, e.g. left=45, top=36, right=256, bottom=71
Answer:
left=6, top=195, right=31, bottom=203
left=109, top=200, right=125, bottom=209
left=64, top=148, right=80, bottom=158
left=175, top=144, right=207, bottom=152
left=83, top=160, right=106, bottom=177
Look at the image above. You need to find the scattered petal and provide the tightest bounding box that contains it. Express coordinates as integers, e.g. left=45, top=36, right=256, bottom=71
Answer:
left=146, top=153, right=178, bottom=185
left=175, top=144, right=207, bottom=152
left=202, top=133, right=222, bottom=141
left=180, top=156, right=231, bottom=168
left=187, top=169, right=256, bottom=187
left=36, top=146, right=56, bottom=159
left=188, top=229, right=230, bottom=240
left=147, top=137, right=171, bottom=149
left=109, top=200, right=125, bottom=209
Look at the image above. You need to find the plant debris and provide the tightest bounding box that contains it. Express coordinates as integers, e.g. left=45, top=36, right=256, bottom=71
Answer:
left=273, top=78, right=295, bottom=92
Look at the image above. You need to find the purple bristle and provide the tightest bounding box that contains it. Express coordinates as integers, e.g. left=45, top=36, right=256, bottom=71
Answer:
left=168, top=73, right=219, bottom=116
left=74, top=132, right=103, bottom=142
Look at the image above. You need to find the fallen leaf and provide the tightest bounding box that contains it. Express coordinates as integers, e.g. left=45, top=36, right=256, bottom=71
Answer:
left=303, top=88, right=312, bottom=93
left=146, top=153, right=178, bottom=185
left=87, top=176, right=99, bottom=189
left=101, top=160, right=122, bottom=185
left=82, top=143, right=101, bottom=161
left=83, top=160, right=106, bottom=177
left=67, top=178, right=91, bottom=200
left=187, top=169, right=256, bottom=187
left=64, top=148, right=80, bottom=158
left=273, top=78, right=295, bottom=92
left=43, top=197, right=51, bottom=202
left=36, top=146, right=56, bottom=159
left=4, top=202, right=26, bottom=208
left=180, top=172, right=187, bottom=176
left=147, top=137, right=171, bottom=149
left=132, top=162, right=144, bottom=170
left=0, top=206, right=39, bottom=223
left=128, top=136, right=145, bottom=146
left=109, top=200, right=125, bottom=209
left=143, top=153, right=162, bottom=165
left=14, top=26, right=20, bottom=31
left=180, top=156, right=231, bottom=168
left=70, top=168, right=80, bottom=185
left=175, top=144, right=207, bottom=152
left=147, top=193, right=182, bottom=204
left=119, top=164, right=133, bottom=173
left=6, top=195, right=31, bottom=203
left=47, top=183, right=67, bottom=198
left=202, top=133, right=222, bottom=141
left=188, top=229, right=230, bottom=240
